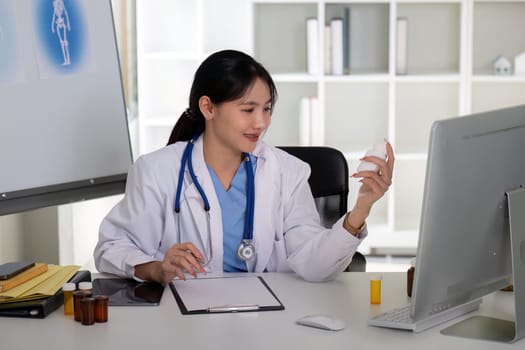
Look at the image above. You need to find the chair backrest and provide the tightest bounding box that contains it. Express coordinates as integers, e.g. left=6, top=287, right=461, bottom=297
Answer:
left=278, top=146, right=348, bottom=227
left=278, top=146, right=366, bottom=272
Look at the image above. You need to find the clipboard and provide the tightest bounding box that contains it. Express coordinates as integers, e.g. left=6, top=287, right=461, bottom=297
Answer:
left=169, top=276, right=284, bottom=314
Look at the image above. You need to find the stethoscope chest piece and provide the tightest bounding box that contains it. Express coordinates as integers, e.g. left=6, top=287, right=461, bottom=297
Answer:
left=237, top=239, right=256, bottom=261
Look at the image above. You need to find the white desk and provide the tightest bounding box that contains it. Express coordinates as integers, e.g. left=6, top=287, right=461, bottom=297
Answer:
left=0, top=272, right=518, bottom=349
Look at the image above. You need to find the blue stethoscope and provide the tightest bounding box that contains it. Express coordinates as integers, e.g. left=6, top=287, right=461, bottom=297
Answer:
left=174, top=135, right=256, bottom=266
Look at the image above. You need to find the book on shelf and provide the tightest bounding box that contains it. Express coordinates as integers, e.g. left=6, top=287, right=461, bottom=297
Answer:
left=396, top=17, right=408, bottom=75
left=306, top=17, right=319, bottom=75
left=0, top=263, right=48, bottom=293
left=343, top=7, right=351, bottom=74
left=324, top=25, right=331, bottom=75
left=330, top=17, right=344, bottom=75
left=310, top=96, right=322, bottom=145
left=299, top=96, right=321, bottom=146
left=325, top=7, right=351, bottom=76
left=299, top=97, right=311, bottom=146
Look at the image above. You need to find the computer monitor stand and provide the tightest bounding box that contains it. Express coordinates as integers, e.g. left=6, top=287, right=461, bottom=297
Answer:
left=441, top=187, right=525, bottom=343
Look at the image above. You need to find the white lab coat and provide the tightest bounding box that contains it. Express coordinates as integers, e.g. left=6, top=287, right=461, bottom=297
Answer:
left=94, top=137, right=366, bottom=282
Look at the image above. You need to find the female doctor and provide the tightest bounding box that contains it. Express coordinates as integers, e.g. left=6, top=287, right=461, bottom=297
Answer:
left=94, top=50, right=394, bottom=284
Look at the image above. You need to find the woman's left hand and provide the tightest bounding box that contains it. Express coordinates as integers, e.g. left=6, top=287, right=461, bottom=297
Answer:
left=352, top=141, right=395, bottom=211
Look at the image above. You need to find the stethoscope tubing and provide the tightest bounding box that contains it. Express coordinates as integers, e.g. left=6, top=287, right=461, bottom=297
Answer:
left=173, top=135, right=256, bottom=265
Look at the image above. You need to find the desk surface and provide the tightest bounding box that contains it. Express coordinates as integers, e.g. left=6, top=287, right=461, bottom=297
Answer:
left=0, top=272, right=518, bottom=349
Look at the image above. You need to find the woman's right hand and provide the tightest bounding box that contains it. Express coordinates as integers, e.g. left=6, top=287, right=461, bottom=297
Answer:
left=134, top=242, right=206, bottom=284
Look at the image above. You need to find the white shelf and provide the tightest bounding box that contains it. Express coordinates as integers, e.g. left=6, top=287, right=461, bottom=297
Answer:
left=272, top=73, right=319, bottom=82
left=395, top=74, right=461, bottom=82
left=344, top=151, right=426, bottom=160
left=136, top=0, right=525, bottom=252
left=471, top=75, right=525, bottom=82
left=140, top=52, right=202, bottom=61
left=323, top=74, right=390, bottom=82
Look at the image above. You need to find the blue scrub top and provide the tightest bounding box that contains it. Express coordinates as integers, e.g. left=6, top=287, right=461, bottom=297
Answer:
left=207, top=155, right=257, bottom=272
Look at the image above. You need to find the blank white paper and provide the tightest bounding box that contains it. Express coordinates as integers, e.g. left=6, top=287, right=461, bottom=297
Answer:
left=171, top=276, right=281, bottom=311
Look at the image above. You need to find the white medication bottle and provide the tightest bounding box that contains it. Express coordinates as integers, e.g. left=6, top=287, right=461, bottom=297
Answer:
left=356, top=142, right=387, bottom=173
left=78, top=281, right=93, bottom=297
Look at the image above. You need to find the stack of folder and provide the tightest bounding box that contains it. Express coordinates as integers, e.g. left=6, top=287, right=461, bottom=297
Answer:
left=0, top=263, right=48, bottom=293
left=0, top=264, right=90, bottom=318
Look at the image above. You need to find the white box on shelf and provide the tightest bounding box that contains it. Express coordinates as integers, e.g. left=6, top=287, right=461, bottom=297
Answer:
left=306, top=17, right=319, bottom=75
left=330, top=18, right=344, bottom=75
left=396, top=17, right=408, bottom=75
left=309, top=96, right=322, bottom=145
left=514, top=51, right=525, bottom=76
left=324, top=25, right=332, bottom=75
left=299, top=96, right=321, bottom=146
left=299, top=97, right=312, bottom=146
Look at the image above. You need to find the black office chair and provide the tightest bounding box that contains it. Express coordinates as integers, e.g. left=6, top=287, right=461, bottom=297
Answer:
left=278, top=146, right=366, bottom=272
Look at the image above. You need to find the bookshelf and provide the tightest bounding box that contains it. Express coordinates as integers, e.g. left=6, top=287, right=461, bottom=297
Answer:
left=136, top=0, right=525, bottom=253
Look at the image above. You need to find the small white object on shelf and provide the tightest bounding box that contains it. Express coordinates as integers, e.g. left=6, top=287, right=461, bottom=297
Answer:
left=514, top=51, right=525, bottom=76
left=310, top=96, right=321, bottom=145
left=306, top=17, right=319, bottom=75
left=330, top=18, right=344, bottom=75
left=299, top=96, right=321, bottom=146
left=324, top=25, right=332, bottom=75
left=299, top=97, right=311, bottom=146
left=492, top=55, right=511, bottom=75
left=396, top=17, right=408, bottom=75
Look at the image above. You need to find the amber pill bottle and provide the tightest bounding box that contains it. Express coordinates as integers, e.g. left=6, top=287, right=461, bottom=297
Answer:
left=73, top=290, right=91, bottom=322
left=80, top=297, right=96, bottom=325
left=94, top=295, right=109, bottom=323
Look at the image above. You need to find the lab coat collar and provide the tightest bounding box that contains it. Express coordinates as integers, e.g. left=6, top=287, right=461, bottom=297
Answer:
left=248, top=140, right=281, bottom=272
left=181, top=136, right=224, bottom=272
left=252, top=139, right=269, bottom=161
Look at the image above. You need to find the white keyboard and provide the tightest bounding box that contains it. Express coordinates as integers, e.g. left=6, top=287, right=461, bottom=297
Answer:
left=368, top=299, right=482, bottom=333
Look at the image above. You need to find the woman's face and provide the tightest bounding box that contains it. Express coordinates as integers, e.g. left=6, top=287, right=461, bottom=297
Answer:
left=206, top=78, right=272, bottom=154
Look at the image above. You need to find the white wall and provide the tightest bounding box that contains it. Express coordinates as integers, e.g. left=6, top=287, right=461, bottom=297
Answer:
left=0, top=214, right=24, bottom=262
left=60, top=195, right=123, bottom=270
left=0, top=196, right=121, bottom=269
left=0, top=207, right=59, bottom=264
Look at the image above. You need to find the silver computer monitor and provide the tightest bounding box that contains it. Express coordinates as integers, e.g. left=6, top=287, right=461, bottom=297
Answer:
left=411, top=104, right=525, bottom=341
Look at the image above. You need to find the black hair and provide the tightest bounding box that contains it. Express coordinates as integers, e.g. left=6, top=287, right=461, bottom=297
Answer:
left=166, top=50, right=277, bottom=145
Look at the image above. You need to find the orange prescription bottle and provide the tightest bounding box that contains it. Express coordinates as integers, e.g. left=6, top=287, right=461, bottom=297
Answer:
left=62, top=283, right=76, bottom=315
left=370, top=274, right=382, bottom=304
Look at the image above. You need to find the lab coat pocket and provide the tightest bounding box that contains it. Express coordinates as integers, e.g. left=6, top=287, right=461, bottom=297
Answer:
left=266, top=237, right=291, bottom=272
left=157, top=202, right=178, bottom=253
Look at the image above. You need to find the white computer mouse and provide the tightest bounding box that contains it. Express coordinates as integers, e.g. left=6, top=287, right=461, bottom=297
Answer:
left=296, top=314, right=346, bottom=331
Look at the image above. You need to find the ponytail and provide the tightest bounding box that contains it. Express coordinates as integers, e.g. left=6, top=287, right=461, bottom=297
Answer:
left=167, top=108, right=204, bottom=145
